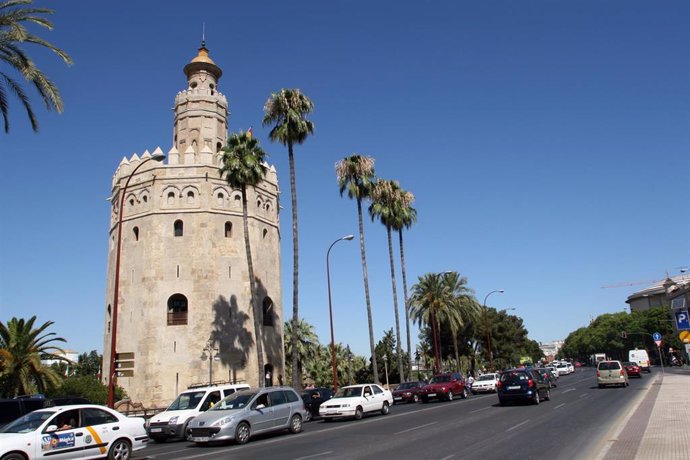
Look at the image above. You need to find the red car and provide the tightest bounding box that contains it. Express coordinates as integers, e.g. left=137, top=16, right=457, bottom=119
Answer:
left=392, top=381, right=426, bottom=404
left=623, top=361, right=642, bottom=378
left=420, top=372, right=469, bottom=402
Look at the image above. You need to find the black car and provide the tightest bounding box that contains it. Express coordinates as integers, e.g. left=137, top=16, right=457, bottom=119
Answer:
left=497, top=369, right=550, bottom=405
left=0, top=398, right=49, bottom=428
left=535, top=368, right=557, bottom=388
left=301, top=388, right=334, bottom=421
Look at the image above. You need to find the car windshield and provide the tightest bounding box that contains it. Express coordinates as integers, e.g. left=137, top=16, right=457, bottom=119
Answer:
left=477, top=374, right=495, bottom=381
left=598, top=362, right=621, bottom=370
left=167, top=391, right=205, bottom=410
left=0, top=410, right=53, bottom=433
left=623, top=362, right=637, bottom=367
left=430, top=375, right=451, bottom=383
left=210, top=391, right=257, bottom=411
left=397, top=382, right=416, bottom=390
left=334, top=387, right=363, bottom=398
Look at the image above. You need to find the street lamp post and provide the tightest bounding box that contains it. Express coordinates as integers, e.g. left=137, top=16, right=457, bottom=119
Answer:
left=107, top=153, right=165, bottom=408
left=202, top=337, right=220, bottom=385
left=483, top=289, right=505, bottom=372
left=383, top=354, right=389, bottom=389
left=327, top=234, right=354, bottom=392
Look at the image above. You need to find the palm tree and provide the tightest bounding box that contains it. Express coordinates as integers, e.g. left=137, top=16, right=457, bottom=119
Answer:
left=440, top=272, right=480, bottom=373
left=335, top=154, right=379, bottom=383
left=0, top=0, right=72, bottom=132
left=0, top=316, right=66, bottom=396
left=283, top=318, right=319, bottom=384
left=219, top=130, right=268, bottom=387
left=369, top=179, right=406, bottom=383
left=410, top=273, right=450, bottom=373
left=392, top=188, right=417, bottom=380
left=263, top=88, right=314, bottom=390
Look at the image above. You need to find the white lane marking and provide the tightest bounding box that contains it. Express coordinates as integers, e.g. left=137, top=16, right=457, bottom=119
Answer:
left=294, top=451, right=334, bottom=460
left=395, top=421, right=437, bottom=435
left=440, top=455, right=455, bottom=460
left=506, top=419, right=530, bottom=432
left=562, top=388, right=575, bottom=394
left=470, top=406, right=491, bottom=414
left=554, top=403, right=566, bottom=409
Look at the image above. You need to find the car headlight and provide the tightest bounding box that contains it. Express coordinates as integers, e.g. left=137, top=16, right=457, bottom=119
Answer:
left=213, top=416, right=234, bottom=426
left=342, top=403, right=350, bottom=408
left=441, top=387, right=446, bottom=391
left=168, top=416, right=178, bottom=425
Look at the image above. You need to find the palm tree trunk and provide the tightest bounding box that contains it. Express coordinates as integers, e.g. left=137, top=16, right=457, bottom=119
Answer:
left=452, top=333, right=460, bottom=373
left=288, top=140, right=301, bottom=390
left=399, top=230, right=412, bottom=381
left=431, top=308, right=441, bottom=373
left=242, top=186, right=265, bottom=387
left=386, top=226, right=405, bottom=383
left=357, top=198, right=379, bottom=383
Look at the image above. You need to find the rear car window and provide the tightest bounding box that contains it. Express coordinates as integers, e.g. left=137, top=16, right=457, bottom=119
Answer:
left=598, top=361, right=621, bottom=370
left=500, top=371, right=529, bottom=384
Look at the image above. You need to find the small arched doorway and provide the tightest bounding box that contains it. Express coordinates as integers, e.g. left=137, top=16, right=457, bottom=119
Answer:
left=264, top=363, right=274, bottom=387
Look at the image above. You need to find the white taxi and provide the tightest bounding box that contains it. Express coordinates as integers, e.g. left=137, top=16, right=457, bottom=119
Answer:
left=0, top=404, right=147, bottom=460
left=319, top=384, right=393, bottom=421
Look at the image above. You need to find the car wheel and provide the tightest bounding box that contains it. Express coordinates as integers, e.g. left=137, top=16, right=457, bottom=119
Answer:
left=462, top=388, right=469, bottom=399
left=107, top=439, right=132, bottom=460
left=289, top=414, right=303, bottom=433
left=544, top=389, right=551, bottom=401
left=412, top=394, right=419, bottom=403
left=235, top=422, right=251, bottom=445
left=447, top=391, right=454, bottom=401
left=533, top=391, right=540, bottom=405
left=1, top=454, right=27, bottom=460
left=381, top=401, right=390, bottom=415
left=304, top=411, right=312, bottom=423
left=354, top=406, right=364, bottom=420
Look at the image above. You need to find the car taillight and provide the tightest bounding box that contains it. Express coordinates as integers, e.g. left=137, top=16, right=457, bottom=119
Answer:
left=596, top=370, right=600, bottom=377
left=496, top=381, right=502, bottom=389
left=620, top=370, right=625, bottom=377
left=528, top=379, right=535, bottom=388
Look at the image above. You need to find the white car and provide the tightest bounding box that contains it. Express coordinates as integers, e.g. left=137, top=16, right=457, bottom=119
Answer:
left=471, top=373, right=499, bottom=394
left=567, top=362, right=575, bottom=374
left=0, top=404, right=147, bottom=460
left=319, top=384, right=393, bottom=421
left=555, top=362, right=570, bottom=376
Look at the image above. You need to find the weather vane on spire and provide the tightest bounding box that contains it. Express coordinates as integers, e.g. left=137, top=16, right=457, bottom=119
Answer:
left=202, top=22, right=206, bottom=47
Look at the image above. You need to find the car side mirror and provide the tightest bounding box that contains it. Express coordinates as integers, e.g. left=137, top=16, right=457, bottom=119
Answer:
left=46, top=425, right=58, bottom=433
left=255, top=404, right=266, bottom=410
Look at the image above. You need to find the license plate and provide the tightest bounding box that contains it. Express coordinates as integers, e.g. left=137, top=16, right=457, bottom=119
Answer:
left=427, top=393, right=436, bottom=397
left=394, top=397, right=402, bottom=400
left=507, top=386, right=521, bottom=390
left=150, top=428, right=162, bottom=433
left=192, top=437, right=209, bottom=442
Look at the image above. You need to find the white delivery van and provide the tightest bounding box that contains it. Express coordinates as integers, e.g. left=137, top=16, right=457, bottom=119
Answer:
left=628, top=349, right=651, bottom=373
left=146, top=382, right=250, bottom=442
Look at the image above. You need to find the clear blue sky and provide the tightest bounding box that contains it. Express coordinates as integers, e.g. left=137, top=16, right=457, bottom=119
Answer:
left=1, top=1, right=688, bottom=358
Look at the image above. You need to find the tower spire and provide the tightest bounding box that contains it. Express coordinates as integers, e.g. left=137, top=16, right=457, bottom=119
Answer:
left=202, top=22, right=206, bottom=48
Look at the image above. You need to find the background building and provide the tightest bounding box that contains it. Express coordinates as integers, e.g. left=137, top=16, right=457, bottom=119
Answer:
left=102, top=44, right=284, bottom=407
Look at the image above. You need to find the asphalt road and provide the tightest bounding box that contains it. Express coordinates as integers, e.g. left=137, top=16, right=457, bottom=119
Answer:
left=136, top=367, right=650, bottom=460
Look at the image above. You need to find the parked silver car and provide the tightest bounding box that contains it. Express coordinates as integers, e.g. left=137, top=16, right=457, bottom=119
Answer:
left=187, top=387, right=307, bottom=445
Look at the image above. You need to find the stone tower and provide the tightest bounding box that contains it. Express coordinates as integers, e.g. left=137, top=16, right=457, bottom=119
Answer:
left=102, top=44, right=284, bottom=407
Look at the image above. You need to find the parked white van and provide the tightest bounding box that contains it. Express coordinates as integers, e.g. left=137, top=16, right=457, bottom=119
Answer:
left=146, top=382, right=250, bottom=442
left=628, top=349, right=651, bottom=373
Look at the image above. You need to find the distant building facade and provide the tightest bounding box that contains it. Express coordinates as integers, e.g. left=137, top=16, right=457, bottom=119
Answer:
left=626, top=275, right=690, bottom=313
left=102, top=44, right=284, bottom=407
left=539, top=340, right=563, bottom=361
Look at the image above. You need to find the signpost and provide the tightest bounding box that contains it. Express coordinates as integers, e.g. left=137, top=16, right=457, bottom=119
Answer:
left=679, top=330, right=690, bottom=343
left=675, top=310, right=690, bottom=330
left=652, top=331, right=662, bottom=348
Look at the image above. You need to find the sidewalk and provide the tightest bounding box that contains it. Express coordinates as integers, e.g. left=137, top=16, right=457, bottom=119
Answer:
left=599, top=368, right=690, bottom=460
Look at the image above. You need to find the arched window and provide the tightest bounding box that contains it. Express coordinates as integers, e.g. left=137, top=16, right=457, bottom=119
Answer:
left=225, top=222, right=233, bottom=238
left=187, top=191, right=195, bottom=204
left=167, top=294, right=188, bottom=326
left=174, top=220, right=183, bottom=237
left=129, top=198, right=135, bottom=206
left=217, top=192, right=224, bottom=205
left=262, top=228, right=268, bottom=239
left=133, top=226, right=139, bottom=241
left=167, top=192, right=175, bottom=205
left=262, top=297, right=274, bottom=327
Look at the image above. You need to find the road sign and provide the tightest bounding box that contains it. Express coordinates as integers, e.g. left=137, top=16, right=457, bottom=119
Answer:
left=655, top=340, right=662, bottom=347
left=116, top=370, right=134, bottom=377
left=680, top=330, right=690, bottom=343
left=675, top=310, right=690, bottom=330
left=652, top=332, right=662, bottom=341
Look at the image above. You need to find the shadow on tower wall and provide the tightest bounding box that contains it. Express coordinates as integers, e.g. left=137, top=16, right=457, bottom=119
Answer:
left=211, top=295, right=252, bottom=384
left=255, top=277, right=284, bottom=386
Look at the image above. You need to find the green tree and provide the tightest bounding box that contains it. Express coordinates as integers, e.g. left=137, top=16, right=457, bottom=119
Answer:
left=441, top=272, right=479, bottom=372
left=283, top=319, right=319, bottom=385
left=0, top=0, right=72, bottom=132
left=0, top=316, right=66, bottom=397
left=369, top=179, right=406, bottom=383
left=46, top=375, right=125, bottom=405
left=263, top=88, right=315, bottom=390
left=220, top=130, right=269, bottom=387
left=75, top=350, right=101, bottom=376
left=335, top=154, right=379, bottom=383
